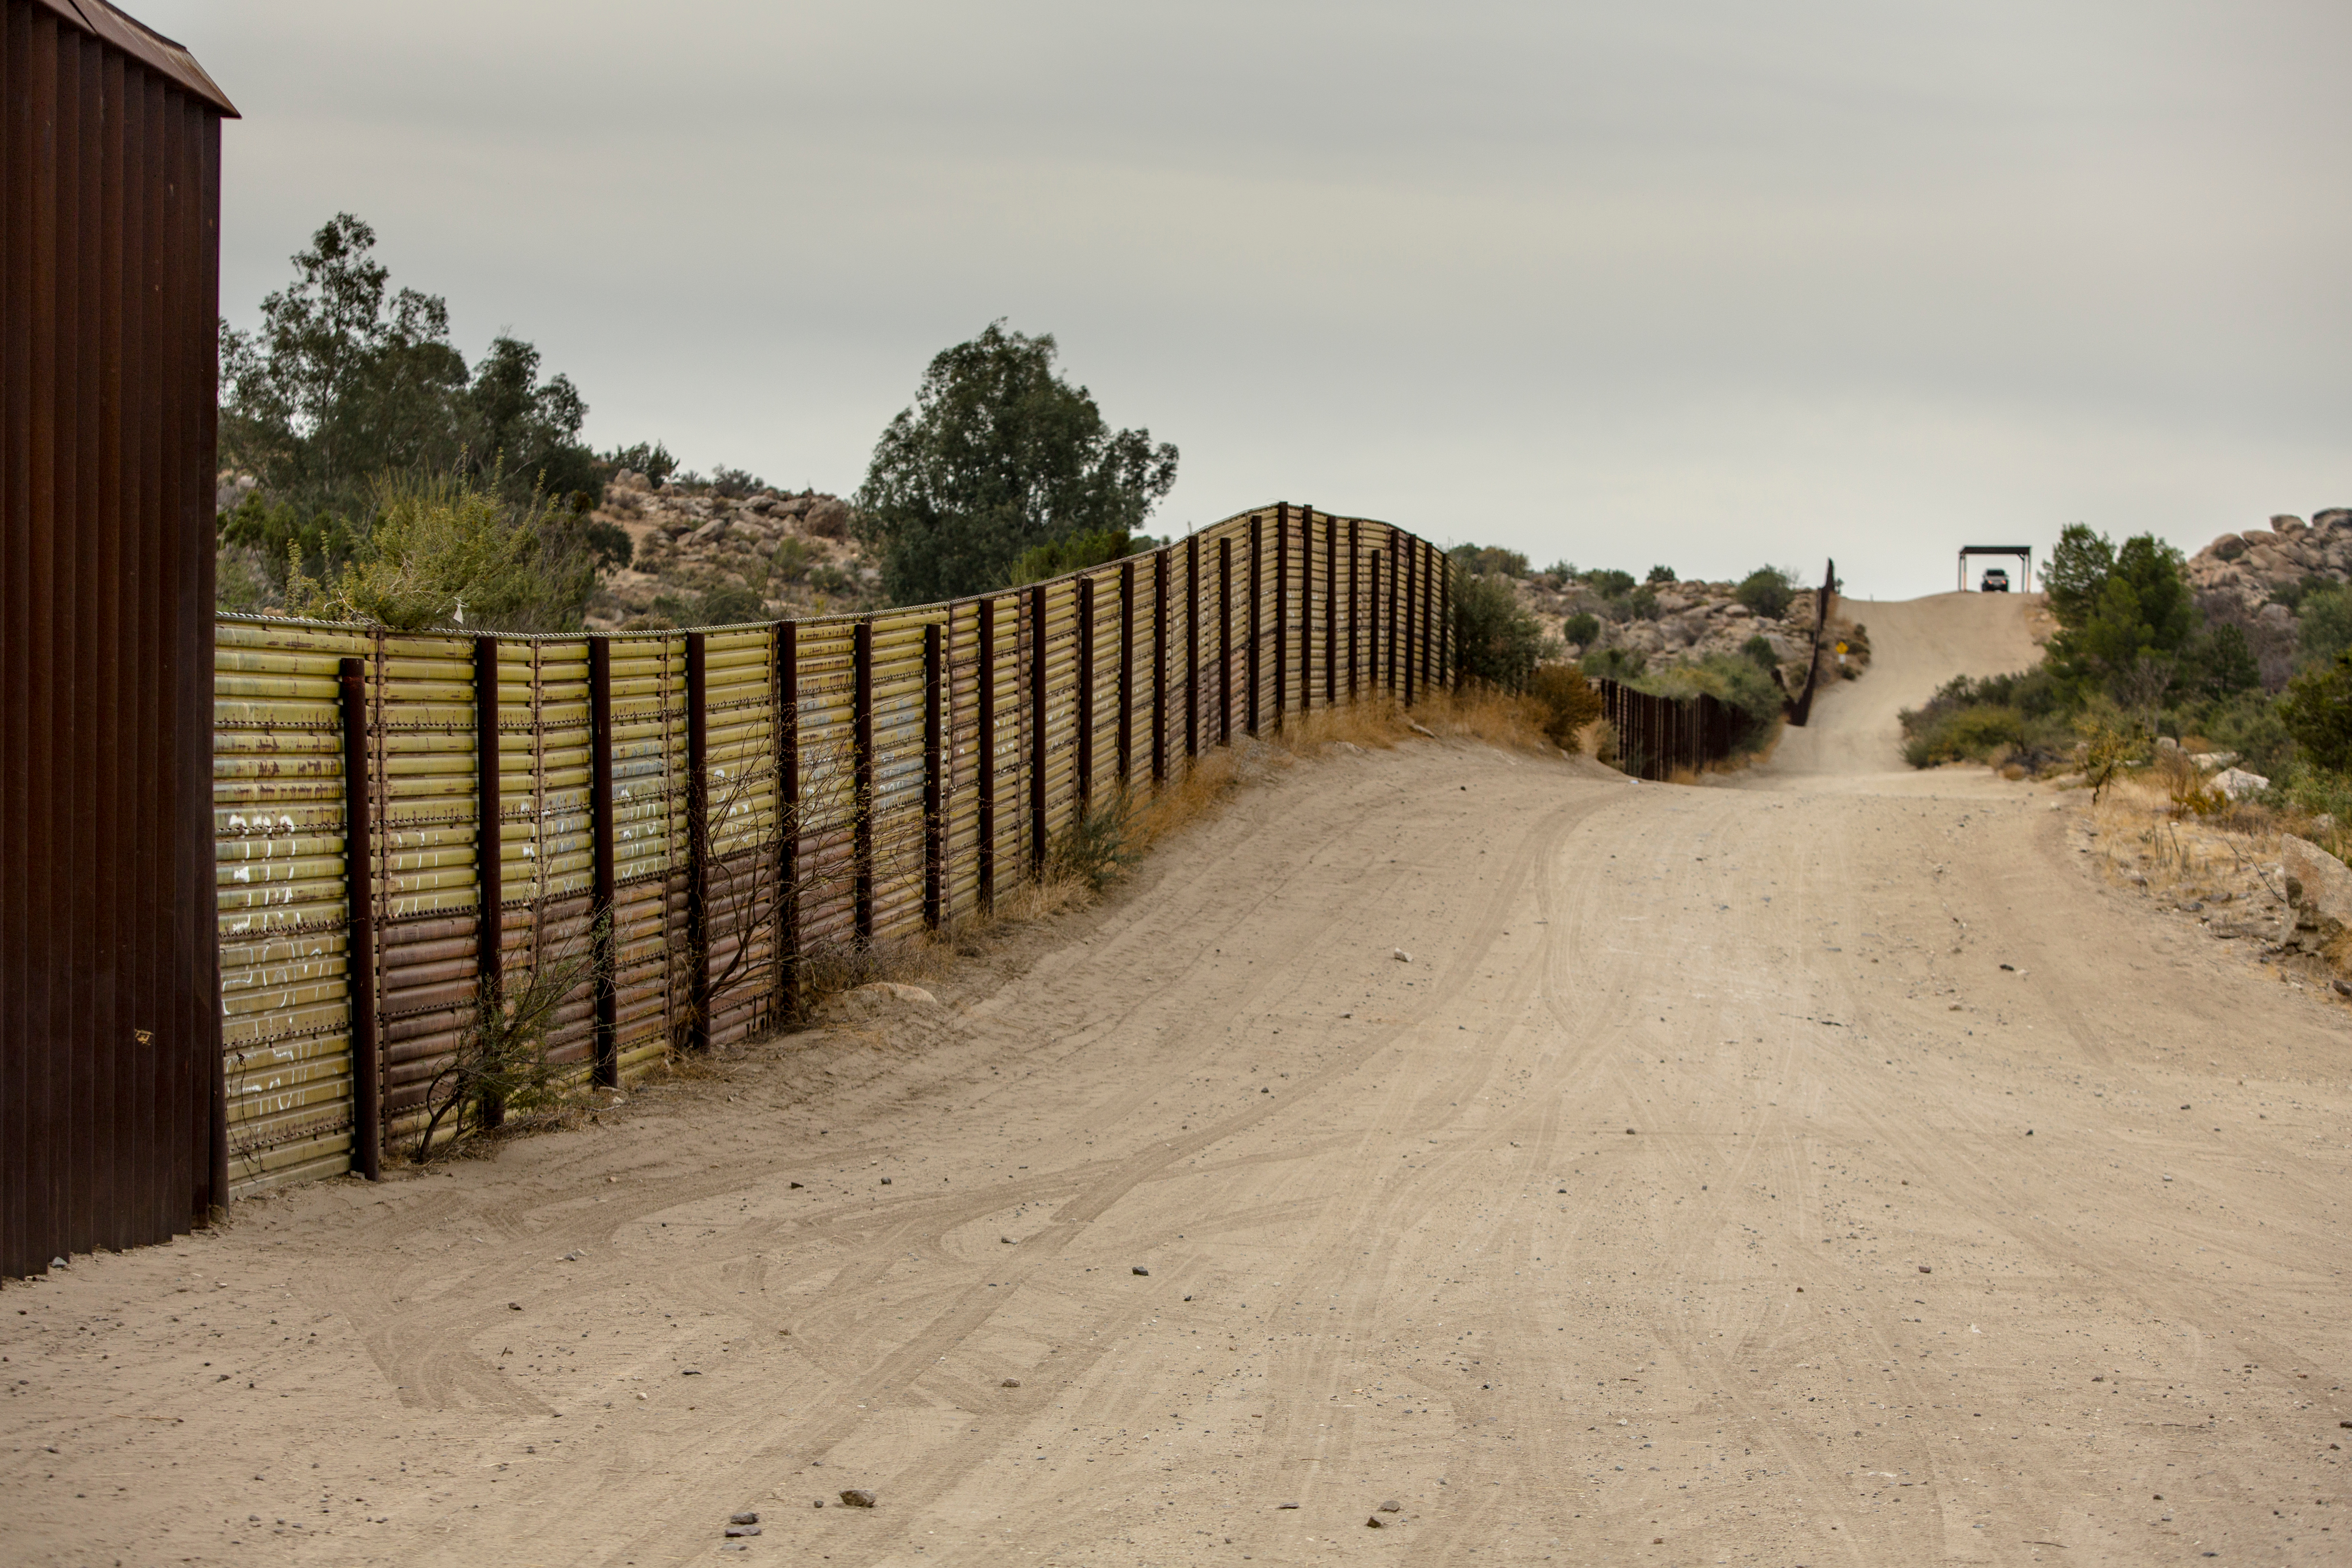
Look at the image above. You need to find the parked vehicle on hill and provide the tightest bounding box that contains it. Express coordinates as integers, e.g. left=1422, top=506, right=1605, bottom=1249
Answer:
left=1979, top=567, right=2010, bottom=592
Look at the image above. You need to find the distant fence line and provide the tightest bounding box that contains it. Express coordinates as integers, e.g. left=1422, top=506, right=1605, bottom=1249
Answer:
left=1592, top=560, right=1838, bottom=780
left=216, top=504, right=1454, bottom=1193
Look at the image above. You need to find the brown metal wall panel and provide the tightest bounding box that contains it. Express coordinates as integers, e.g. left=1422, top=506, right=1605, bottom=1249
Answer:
left=2, top=1, right=228, bottom=1274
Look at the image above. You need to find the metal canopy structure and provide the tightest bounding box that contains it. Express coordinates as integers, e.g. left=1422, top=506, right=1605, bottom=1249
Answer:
left=1958, top=545, right=2032, bottom=592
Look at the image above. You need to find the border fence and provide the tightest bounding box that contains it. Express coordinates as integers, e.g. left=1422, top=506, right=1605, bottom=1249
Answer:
left=1591, top=559, right=1838, bottom=780
left=216, top=503, right=1453, bottom=1194
left=1592, top=681, right=1763, bottom=781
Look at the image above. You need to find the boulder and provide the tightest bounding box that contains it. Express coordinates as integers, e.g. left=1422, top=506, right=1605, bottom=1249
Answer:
left=2211, top=767, right=2269, bottom=801
left=2278, top=834, right=2352, bottom=958
left=804, top=497, right=852, bottom=539
left=690, top=517, right=732, bottom=545
left=822, top=982, right=943, bottom=1027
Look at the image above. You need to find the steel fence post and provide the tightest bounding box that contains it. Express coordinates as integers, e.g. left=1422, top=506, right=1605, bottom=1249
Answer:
left=588, top=637, right=618, bottom=1088
left=685, top=632, right=710, bottom=1050
left=337, top=658, right=381, bottom=1180
left=852, top=619, right=874, bottom=942
left=923, top=621, right=943, bottom=929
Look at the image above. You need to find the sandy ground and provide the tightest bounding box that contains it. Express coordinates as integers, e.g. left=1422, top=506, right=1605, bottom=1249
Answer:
left=6, top=594, right=2350, bottom=1568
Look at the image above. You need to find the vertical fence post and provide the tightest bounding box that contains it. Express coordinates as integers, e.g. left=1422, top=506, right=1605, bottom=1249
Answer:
left=1324, top=513, right=1338, bottom=706
left=1029, top=585, right=1049, bottom=874
left=1381, top=546, right=1395, bottom=694
left=923, top=621, right=944, bottom=929
left=1298, top=506, right=1313, bottom=715
left=1347, top=520, right=1360, bottom=699
left=1219, top=536, right=1234, bottom=746
left=1186, top=536, right=1200, bottom=760
left=1247, top=516, right=1263, bottom=737
left=1273, top=506, right=1289, bottom=731
left=1425, top=543, right=1440, bottom=694
left=775, top=621, right=800, bottom=1021
left=588, top=637, right=618, bottom=1088
left=471, top=637, right=503, bottom=1129
left=1076, top=576, right=1096, bottom=807
left=852, top=619, right=874, bottom=943
left=976, top=599, right=997, bottom=912
left=1439, top=554, right=1454, bottom=691
left=1392, top=543, right=1411, bottom=710
left=1151, top=550, right=1169, bottom=785
left=337, top=658, right=381, bottom=1180
left=684, top=633, right=710, bottom=1051
left=1117, top=559, right=1136, bottom=785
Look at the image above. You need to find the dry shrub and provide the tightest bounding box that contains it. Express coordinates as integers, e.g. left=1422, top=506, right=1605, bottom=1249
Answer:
left=1132, top=747, right=1243, bottom=846
left=1524, top=664, right=1602, bottom=748
left=1405, top=684, right=1555, bottom=753
left=1276, top=695, right=1410, bottom=756
left=795, top=933, right=939, bottom=1011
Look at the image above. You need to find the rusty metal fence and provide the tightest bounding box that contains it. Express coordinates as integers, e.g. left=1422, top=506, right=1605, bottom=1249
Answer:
left=1593, top=680, right=1764, bottom=781
left=215, top=503, right=1452, bottom=1193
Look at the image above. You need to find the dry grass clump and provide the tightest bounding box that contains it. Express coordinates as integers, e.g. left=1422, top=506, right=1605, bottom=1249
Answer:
left=795, top=933, right=942, bottom=1010
left=1398, top=684, right=1561, bottom=754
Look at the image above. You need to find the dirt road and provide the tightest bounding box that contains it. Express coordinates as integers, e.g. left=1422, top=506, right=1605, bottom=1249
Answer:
left=6, top=595, right=2348, bottom=1567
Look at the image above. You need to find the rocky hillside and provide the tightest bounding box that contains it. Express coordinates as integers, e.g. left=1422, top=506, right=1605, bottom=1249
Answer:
left=1502, top=568, right=1847, bottom=690
left=2179, top=508, right=2352, bottom=688
left=589, top=469, right=884, bottom=630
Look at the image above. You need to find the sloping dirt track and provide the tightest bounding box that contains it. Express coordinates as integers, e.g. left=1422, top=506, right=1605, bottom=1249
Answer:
left=6, top=595, right=2348, bottom=1567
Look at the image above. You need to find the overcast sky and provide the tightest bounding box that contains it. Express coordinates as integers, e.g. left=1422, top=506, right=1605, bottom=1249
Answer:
left=147, top=0, right=2347, bottom=599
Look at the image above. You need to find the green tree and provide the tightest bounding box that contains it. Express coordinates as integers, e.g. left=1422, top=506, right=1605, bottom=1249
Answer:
left=1735, top=567, right=1795, bottom=620
left=1008, top=527, right=1149, bottom=586
left=2043, top=523, right=2116, bottom=629
left=219, top=213, right=469, bottom=530
left=1562, top=610, right=1600, bottom=646
left=2278, top=651, right=2352, bottom=773
left=1646, top=564, right=1677, bottom=584
left=853, top=323, right=1178, bottom=603
left=287, top=470, right=601, bottom=633
left=218, top=214, right=609, bottom=587
left=2049, top=533, right=2193, bottom=699
left=1450, top=570, right=1544, bottom=687
left=2296, top=582, right=2352, bottom=669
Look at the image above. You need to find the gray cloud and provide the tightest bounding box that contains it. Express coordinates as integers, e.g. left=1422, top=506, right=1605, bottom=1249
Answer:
left=152, top=0, right=2349, bottom=597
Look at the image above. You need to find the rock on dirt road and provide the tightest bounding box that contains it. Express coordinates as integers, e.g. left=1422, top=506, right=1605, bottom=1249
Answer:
left=4, top=593, right=2347, bottom=1566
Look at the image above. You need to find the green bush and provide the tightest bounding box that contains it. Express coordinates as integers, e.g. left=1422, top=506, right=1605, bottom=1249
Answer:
left=1525, top=663, right=1602, bottom=747
left=1451, top=571, right=1545, bottom=686
left=1584, top=568, right=1636, bottom=599
left=2297, top=583, right=2352, bottom=670
left=1451, top=543, right=1529, bottom=579
left=1581, top=646, right=1647, bottom=681
left=1901, top=704, right=2029, bottom=768
left=2278, top=650, right=2352, bottom=772
left=1735, top=567, right=1795, bottom=620
left=1562, top=610, right=1600, bottom=647
left=1645, top=565, right=1677, bottom=584
left=1741, top=633, right=1777, bottom=671
left=1046, top=788, right=1142, bottom=891
left=1625, top=586, right=1661, bottom=621
left=1008, top=526, right=1138, bottom=587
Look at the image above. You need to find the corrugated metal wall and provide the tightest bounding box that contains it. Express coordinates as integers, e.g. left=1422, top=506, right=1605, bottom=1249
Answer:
left=215, top=504, right=1454, bottom=1191
left=2, top=0, right=236, bottom=1276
